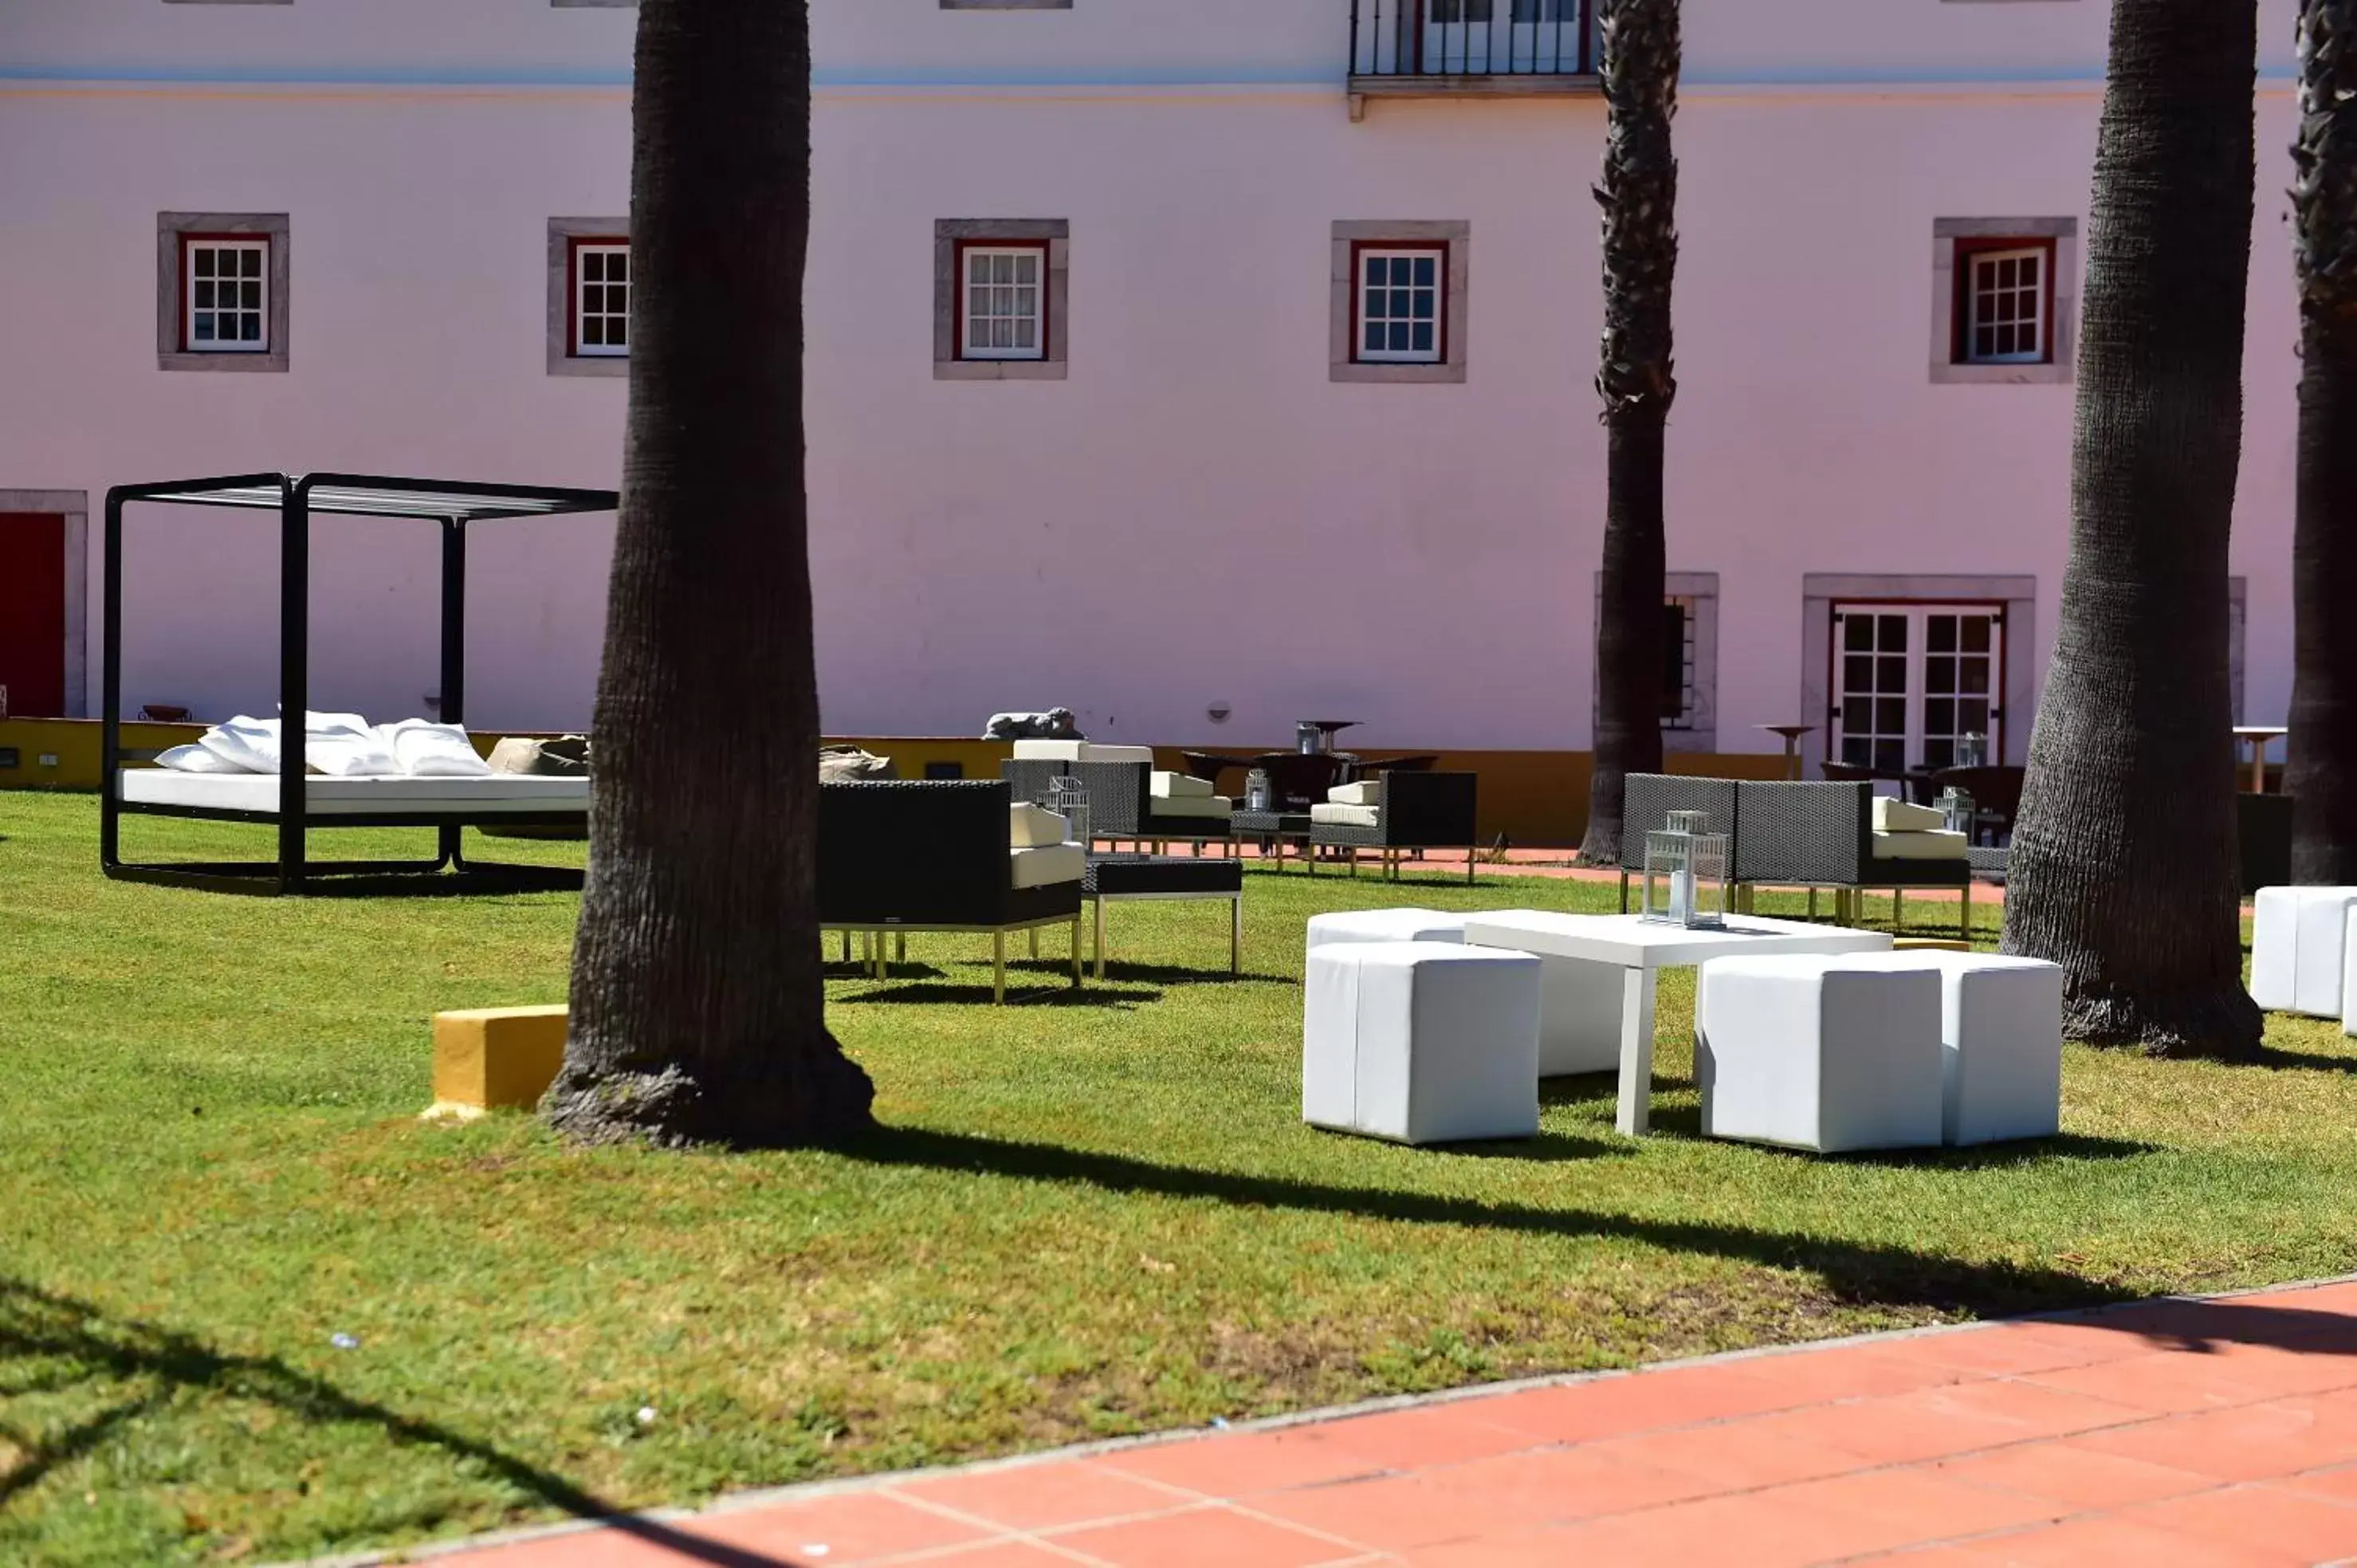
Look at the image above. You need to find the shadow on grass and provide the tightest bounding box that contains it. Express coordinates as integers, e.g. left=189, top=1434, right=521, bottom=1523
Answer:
left=1085, top=962, right=1294, bottom=987
left=839, top=1124, right=2151, bottom=1322
left=834, top=981, right=1161, bottom=1008
left=0, top=1279, right=795, bottom=1566
left=2251, top=1045, right=2357, bottom=1074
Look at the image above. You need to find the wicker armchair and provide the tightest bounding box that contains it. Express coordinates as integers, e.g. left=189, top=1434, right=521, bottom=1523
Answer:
left=1733, top=779, right=1970, bottom=933
left=1615, top=776, right=1741, bottom=911
left=1001, top=758, right=1233, bottom=853
left=818, top=780, right=1082, bottom=1002
left=1307, top=771, right=1480, bottom=882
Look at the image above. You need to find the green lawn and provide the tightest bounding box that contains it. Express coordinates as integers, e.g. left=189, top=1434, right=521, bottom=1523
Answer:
left=3, top=791, right=2352, bottom=1566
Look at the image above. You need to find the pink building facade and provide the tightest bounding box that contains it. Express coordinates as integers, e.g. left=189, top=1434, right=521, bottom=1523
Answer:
left=0, top=0, right=2304, bottom=773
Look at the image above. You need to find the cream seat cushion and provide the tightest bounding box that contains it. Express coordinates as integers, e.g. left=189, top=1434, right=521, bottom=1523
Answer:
left=1010, top=740, right=1083, bottom=762
left=1151, top=771, right=1215, bottom=800
left=1149, top=795, right=1232, bottom=821
left=1328, top=780, right=1382, bottom=807
left=1310, top=803, right=1381, bottom=828
left=1078, top=743, right=1154, bottom=765
left=1008, top=843, right=1086, bottom=889
left=1872, top=797, right=1947, bottom=832
left=1872, top=829, right=1970, bottom=862
left=1010, top=803, right=1069, bottom=847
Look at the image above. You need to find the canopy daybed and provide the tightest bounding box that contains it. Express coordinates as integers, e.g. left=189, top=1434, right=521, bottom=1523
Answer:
left=100, top=472, right=617, bottom=894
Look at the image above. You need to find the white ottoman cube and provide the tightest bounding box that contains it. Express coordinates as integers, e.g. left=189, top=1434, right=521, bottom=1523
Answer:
left=1303, top=941, right=1541, bottom=1145
left=1695, top=955, right=1944, bottom=1153
left=2253, top=887, right=2357, bottom=1016
left=1305, top=908, right=1467, bottom=958
left=1864, top=953, right=2064, bottom=1145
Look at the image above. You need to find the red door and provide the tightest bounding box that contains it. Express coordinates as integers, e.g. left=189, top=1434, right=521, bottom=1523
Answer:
left=0, top=513, right=65, bottom=718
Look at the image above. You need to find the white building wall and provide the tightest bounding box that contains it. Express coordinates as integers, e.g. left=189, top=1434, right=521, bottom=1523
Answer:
left=0, top=0, right=2305, bottom=760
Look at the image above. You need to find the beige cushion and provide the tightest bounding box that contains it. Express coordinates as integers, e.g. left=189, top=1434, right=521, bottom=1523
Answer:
left=1008, top=843, right=1086, bottom=889
left=1327, top=780, right=1382, bottom=807
left=1010, top=802, right=1068, bottom=848
left=1310, top=803, right=1381, bottom=827
left=1872, top=828, right=1970, bottom=862
left=1152, top=770, right=1214, bottom=800
left=1872, top=796, right=1946, bottom=832
left=1149, top=795, right=1232, bottom=821
left=1011, top=739, right=1083, bottom=762
left=1077, top=743, right=1154, bottom=765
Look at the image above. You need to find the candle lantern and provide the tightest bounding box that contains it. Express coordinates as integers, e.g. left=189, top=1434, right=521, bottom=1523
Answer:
left=1937, top=785, right=1976, bottom=840
left=1044, top=776, right=1090, bottom=850
left=1641, top=809, right=1731, bottom=930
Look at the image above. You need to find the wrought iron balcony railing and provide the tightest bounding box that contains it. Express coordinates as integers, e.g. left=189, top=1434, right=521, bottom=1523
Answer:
left=1349, top=0, right=1594, bottom=83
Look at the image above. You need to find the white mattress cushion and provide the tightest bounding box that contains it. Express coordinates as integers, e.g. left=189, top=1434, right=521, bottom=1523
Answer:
left=1328, top=780, right=1382, bottom=807
left=194, top=715, right=285, bottom=773
left=1151, top=770, right=1215, bottom=800
left=1008, top=843, right=1086, bottom=889
left=1872, top=828, right=1970, bottom=862
left=1077, top=743, right=1155, bottom=764
left=120, top=769, right=589, bottom=815
left=1872, top=797, right=1947, bottom=832
left=1011, top=740, right=1084, bottom=761
left=1311, top=803, right=1381, bottom=827
left=1148, top=795, right=1232, bottom=821
left=378, top=719, right=493, bottom=777
left=1010, top=802, right=1069, bottom=847
left=156, top=744, right=246, bottom=774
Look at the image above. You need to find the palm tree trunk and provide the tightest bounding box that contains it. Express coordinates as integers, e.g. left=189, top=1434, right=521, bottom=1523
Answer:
left=2001, top=0, right=2262, bottom=1058
left=548, top=0, right=876, bottom=1146
left=1580, top=0, right=1679, bottom=867
left=2288, top=0, right=2357, bottom=883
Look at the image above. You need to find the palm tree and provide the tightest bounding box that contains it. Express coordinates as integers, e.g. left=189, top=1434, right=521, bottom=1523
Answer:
left=2288, top=0, right=2357, bottom=882
left=1579, top=0, right=1680, bottom=867
left=2001, top=0, right=2263, bottom=1058
left=546, top=0, right=876, bottom=1146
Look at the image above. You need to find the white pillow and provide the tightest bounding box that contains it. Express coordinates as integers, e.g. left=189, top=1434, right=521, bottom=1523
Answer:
left=378, top=719, right=492, bottom=777
left=155, top=744, right=246, bottom=774
left=194, top=715, right=282, bottom=773
left=1327, top=780, right=1382, bottom=807
left=1010, top=802, right=1069, bottom=848
left=1872, top=796, right=1946, bottom=832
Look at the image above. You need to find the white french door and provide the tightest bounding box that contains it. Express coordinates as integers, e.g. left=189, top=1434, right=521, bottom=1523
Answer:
left=1422, top=0, right=1582, bottom=74
left=1830, top=604, right=2005, bottom=773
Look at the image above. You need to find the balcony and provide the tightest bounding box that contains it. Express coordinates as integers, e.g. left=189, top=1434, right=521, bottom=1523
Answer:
left=1348, top=0, right=1597, bottom=116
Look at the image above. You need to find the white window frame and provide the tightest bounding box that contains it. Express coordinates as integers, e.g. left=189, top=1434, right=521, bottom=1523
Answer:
left=1960, top=244, right=2049, bottom=367
left=957, top=242, right=1049, bottom=363
left=571, top=240, right=630, bottom=360
left=1929, top=218, right=2075, bottom=387
left=1353, top=244, right=1448, bottom=366
left=183, top=238, right=270, bottom=354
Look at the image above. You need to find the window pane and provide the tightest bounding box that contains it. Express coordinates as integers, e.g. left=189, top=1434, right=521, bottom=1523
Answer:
left=1014, top=319, right=1035, bottom=349
left=1411, top=322, right=1433, bottom=352
left=1014, top=253, right=1037, bottom=284
left=1365, top=324, right=1385, bottom=353
left=582, top=318, right=603, bottom=346
left=1961, top=662, right=1991, bottom=695
left=1843, top=616, right=1872, bottom=652
left=242, top=281, right=262, bottom=308
left=1880, top=615, right=1907, bottom=650
left=1927, top=618, right=1956, bottom=653
left=1926, top=699, right=1954, bottom=734
left=1843, top=737, right=1869, bottom=765
left=1389, top=289, right=1411, bottom=318
left=1014, top=286, right=1036, bottom=316
left=242, top=248, right=263, bottom=277
left=240, top=314, right=261, bottom=342
left=1844, top=654, right=1874, bottom=690
left=194, top=281, right=215, bottom=308
left=194, top=250, right=216, bottom=278
left=192, top=314, right=214, bottom=340
left=1925, top=660, right=1955, bottom=694
left=1878, top=656, right=1906, bottom=690
left=608, top=253, right=627, bottom=281
left=1876, top=699, right=1907, bottom=735
left=1365, top=256, right=1384, bottom=287
left=1960, top=700, right=1990, bottom=730
left=1962, top=618, right=1992, bottom=653
left=1875, top=739, right=1904, bottom=772
left=1414, top=256, right=1436, bottom=287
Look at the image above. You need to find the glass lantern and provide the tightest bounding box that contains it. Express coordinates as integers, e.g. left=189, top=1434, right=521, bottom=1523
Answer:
left=1043, top=776, right=1090, bottom=850
left=1641, top=809, right=1731, bottom=929
left=1957, top=732, right=1988, bottom=768
left=1243, top=768, right=1273, bottom=812
left=1937, top=785, right=1976, bottom=839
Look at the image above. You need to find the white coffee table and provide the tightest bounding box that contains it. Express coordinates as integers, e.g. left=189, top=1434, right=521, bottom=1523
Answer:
left=1457, top=912, right=1895, bottom=1136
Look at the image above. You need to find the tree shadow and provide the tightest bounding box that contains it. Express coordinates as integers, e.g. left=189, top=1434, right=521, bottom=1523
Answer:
left=2250, top=1044, right=2357, bottom=1074
left=1419, top=1130, right=1631, bottom=1164
left=837, top=1123, right=2148, bottom=1322
left=1086, top=961, right=1293, bottom=988
left=833, top=982, right=1160, bottom=1009
left=0, top=1278, right=796, bottom=1566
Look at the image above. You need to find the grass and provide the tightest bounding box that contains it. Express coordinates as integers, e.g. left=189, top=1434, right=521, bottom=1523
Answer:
left=4, top=791, right=2355, bottom=1565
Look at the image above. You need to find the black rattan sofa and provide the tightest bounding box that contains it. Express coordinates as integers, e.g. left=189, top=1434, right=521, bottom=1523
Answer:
left=1001, top=758, right=1233, bottom=854
left=1616, top=775, right=1972, bottom=934
left=819, top=780, right=1082, bottom=1002
left=1306, top=771, right=1481, bottom=883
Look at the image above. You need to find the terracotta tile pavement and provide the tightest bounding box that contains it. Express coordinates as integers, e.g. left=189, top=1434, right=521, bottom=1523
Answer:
left=392, top=1280, right=2357, bottom=1568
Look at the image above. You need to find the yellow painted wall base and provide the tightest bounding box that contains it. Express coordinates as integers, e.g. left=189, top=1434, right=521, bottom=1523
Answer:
left=6, top=717, right=1797, bottom=849
left=428, top=1004, right=568, bottom=1117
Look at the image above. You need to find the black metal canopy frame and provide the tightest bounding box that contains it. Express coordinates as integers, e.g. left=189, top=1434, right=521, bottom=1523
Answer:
left=100, top=471, right=618, bottom=895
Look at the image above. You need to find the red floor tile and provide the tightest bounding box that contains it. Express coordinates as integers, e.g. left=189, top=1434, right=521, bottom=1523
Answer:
left=1306, top=1404, right=1538, bottom=1470
left=1244, top=1472, right=1517, bottom=1550
left=2275, top=1461, right=2357, bottom=1503
left=1463, top=1361, right=1811, bottom=1443
left=686, top=1491, right=990, bottom=1561
left=1599, top=1409, right=1881, bottom=1490
left=1094, top=1426, right=1382, bottom=1499
left=2030, top=1346, right=2357, bottom=1415
left=2116, top=1483, right=2357, bottom=1565
left=1750, top=1468, right=2069, bottom=1558
left=894, top=1460, right=1188, bottom=1532
left=1418, top=1444, right=1717, bottom=1524
left=1529, top=1487, right=1929, bottom=1568
left=1946, top=1515, right=2293, bottom=1566
left=1931, top=1443, right=2218, bottom=1508
left=1773, top=1380, right=2141, bottom=1467
left=1730, top=1341, right=1981, bottom=1402
left=905, top=1545, right=1105, bottom=1567
left=1876, top=1324, right=2142, bottom=1379
left=2067, top=1393, right=2357, bottom=1484
left=444, top=1529, right=709, bottom=1567
left=1048, top=1503, right=1361, bottom=1567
